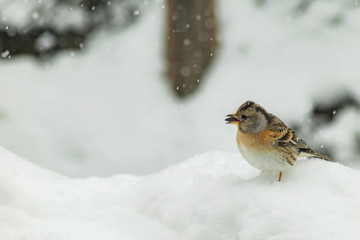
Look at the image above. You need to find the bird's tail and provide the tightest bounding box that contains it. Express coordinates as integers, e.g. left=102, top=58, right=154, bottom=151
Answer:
left=298, top=148, right=334, bottom=162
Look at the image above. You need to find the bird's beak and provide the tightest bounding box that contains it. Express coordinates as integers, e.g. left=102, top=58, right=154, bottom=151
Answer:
left=225, top=113, right=239, bottom=125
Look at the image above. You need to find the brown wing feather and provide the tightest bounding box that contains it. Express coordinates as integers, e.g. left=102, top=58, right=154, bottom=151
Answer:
left=292, top=131, right=334, bottom=162
left=263, top=115, right=297, bottom=165
left=266, top=115, right=334, bottom=162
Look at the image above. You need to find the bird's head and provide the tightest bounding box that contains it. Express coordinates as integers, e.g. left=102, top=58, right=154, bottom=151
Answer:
left=225, top=101, right=272, bottom=133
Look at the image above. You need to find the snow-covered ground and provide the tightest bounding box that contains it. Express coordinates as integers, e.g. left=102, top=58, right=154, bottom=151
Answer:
left=1, top=1, right=360, bottom=239
left=1, top=148, right=360, bottom=240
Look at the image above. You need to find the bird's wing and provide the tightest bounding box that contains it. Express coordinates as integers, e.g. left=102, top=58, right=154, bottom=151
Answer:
left=263, top=115, right=298, bottom=165
left=265, top=114, right=295, bottom=146
left=293, top=133, right=334, bottom=162
left=266, top=115, right=333, bottom=162
left=269, top=116, right=334, bottom=162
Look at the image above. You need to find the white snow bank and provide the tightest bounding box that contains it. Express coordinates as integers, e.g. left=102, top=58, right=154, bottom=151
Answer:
left=1, top=148, right=360, bottom=240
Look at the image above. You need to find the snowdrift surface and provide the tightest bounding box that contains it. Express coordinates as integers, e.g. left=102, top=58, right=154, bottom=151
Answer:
left=1, top=148, right=360, bottom=240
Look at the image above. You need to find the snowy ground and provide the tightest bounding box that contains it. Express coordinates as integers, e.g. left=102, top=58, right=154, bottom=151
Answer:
left=1, top=1, right=360, bottom=239
left=1, top=148, right=360, bottom=240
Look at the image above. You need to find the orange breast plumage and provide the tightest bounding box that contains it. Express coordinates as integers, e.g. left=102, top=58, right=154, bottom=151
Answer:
left=236, top=130, right=293, bottom=172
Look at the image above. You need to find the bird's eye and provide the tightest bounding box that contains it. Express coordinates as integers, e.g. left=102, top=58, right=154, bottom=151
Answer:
left=240, top=115, right=247, bottom=121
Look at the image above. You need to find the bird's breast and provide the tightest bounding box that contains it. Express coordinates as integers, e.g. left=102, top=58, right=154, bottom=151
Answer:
left=236, top=130, right=271, bottom=151
left=236, top=130, right=291, bottom=172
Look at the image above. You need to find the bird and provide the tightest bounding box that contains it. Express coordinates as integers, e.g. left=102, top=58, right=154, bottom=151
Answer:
left=225, top=101, right=333, bottom=181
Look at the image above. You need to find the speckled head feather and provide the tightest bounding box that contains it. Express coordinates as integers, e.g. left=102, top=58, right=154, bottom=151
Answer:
left=235, top=101, right=272, bottom=134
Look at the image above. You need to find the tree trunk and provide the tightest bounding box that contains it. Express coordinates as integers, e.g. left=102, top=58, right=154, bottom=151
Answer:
left=166, top=0, right=217, bottom=98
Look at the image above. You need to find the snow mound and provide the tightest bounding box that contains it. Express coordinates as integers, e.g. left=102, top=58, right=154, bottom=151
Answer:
left=1, top=148, right=360, bottom=240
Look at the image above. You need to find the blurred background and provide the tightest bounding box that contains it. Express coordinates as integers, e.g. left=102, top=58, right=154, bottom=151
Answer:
left=0, top=0, right=359, bottom=177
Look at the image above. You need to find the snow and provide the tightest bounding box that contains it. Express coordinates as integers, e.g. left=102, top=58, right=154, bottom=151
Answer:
left=317, top=108, right=360, bottom=167
left=35, top=32, right=57, bottom=53
left=1, top=148, right=360, bottom=239
left=0, top=1, right=360, bottom=237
